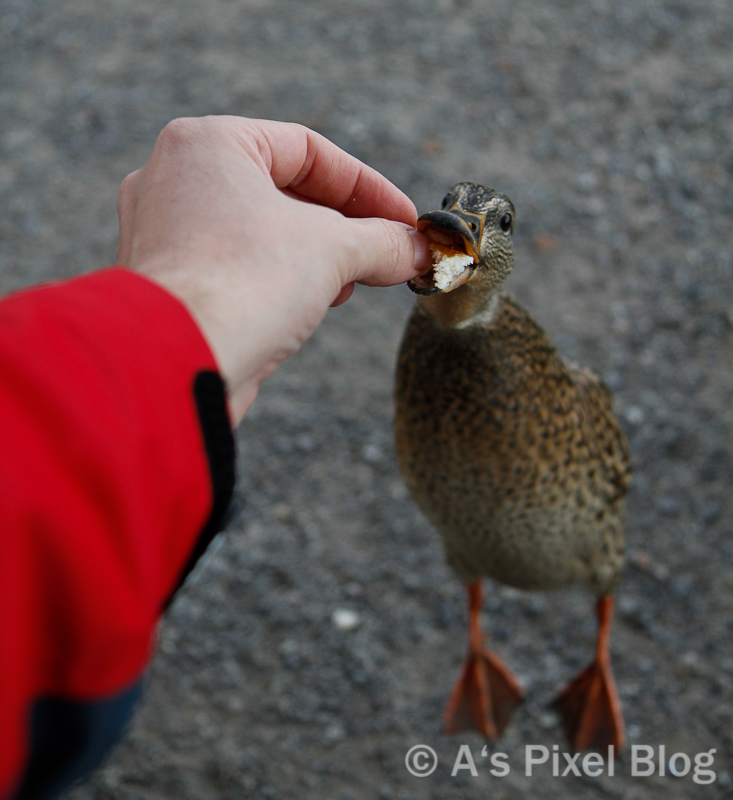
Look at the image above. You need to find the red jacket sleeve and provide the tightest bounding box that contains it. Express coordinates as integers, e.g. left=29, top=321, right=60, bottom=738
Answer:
left=0, top=268, right=235, bottom=796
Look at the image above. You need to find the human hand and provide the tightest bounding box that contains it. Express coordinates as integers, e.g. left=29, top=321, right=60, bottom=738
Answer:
left=115, top=116, right=430, bottom=424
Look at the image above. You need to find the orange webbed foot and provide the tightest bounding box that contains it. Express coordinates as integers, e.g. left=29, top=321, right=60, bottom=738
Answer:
left=444, top=581, right=523, bottom=739
left=444, top=645, right=523, bottom=739
left=554, top=595, right=624, bottom=751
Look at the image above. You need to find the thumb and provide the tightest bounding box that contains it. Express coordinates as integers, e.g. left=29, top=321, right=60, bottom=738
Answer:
left=339, top=218, right=431, bottom=287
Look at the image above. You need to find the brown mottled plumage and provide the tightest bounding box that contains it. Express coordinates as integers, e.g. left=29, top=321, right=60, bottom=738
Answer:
left=394, top=182, right=631, bottom=750
left=396, top=293, right=629, bottom=592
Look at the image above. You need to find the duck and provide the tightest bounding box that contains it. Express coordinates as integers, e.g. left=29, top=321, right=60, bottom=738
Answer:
left=394, top=182, right=631, bottom=751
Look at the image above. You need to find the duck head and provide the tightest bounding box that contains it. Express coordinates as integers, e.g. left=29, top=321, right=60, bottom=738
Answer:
left=409, top=183, right=515, bottom=326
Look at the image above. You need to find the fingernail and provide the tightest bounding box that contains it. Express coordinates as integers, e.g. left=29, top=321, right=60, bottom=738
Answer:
left=410, top=230, right=431, bottom=274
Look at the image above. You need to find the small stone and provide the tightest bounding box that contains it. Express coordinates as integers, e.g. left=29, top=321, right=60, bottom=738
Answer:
left=538, top=711, right=556, bottom=730
left=618, top=596, right=639, bottom=615
left=272, top=503, right=292, bottom=521
left=627, top=724, right=642, bottom=740
left=623, top=405, right=645, bottom=425
left=627, top=550, right=669, bottom=580
left=332, top=608, right=360, bottom=631
left=671, top=574, right=694, bottom=597
left=278, top=638, right=302, bottom=669
left=362, top=444, right=383, bottom=463
left=295, top=433, right=316, bottom=452
left=657, top=496, right=681, bottom=516
left=323, top=721, right=346, bottom=744
left=403, top=574, right=422, bottom=591
left=227, top=695, right=245, bottom=713
left=532, top=233, right=559, bottom=253
left=681, top=652, right=702, bottom=671
left=577, top=170, right=599, bottom=192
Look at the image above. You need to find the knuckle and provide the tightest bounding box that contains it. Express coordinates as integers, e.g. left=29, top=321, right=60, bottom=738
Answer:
left=157, top=116, right=199, bottom=150
left=378, top=219, right=410, bottom=275
left=116, top=171, right=136, bottom=216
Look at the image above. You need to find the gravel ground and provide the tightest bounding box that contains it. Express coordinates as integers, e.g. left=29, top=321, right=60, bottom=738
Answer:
left=2, top=0, right=732, bottom=797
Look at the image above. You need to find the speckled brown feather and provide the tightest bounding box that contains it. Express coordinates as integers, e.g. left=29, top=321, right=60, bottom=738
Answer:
left=394, top=291, right=630, bottom=594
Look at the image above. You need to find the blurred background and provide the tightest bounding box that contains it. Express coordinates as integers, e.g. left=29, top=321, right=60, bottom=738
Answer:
left=1, top=0, right=731, bottom=797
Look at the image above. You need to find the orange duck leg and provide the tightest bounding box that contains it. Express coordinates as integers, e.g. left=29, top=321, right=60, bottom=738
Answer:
left=443, top=581, right=523, bottom=739
left=554, top=595, right=625, bottom=752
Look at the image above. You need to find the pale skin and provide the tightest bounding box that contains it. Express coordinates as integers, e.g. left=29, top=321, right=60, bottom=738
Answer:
left=116, top=116, right=431, bottom=424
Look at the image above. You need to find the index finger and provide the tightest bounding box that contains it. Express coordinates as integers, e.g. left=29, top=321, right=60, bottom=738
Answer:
left=238, top=118, right=418, bottom=226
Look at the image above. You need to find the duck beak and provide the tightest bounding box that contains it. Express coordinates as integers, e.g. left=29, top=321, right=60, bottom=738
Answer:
left=408, top=210, right=482, bottom=295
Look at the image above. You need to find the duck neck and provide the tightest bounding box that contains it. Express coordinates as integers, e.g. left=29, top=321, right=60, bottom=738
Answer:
left=418, top=283, right=498, bottom=329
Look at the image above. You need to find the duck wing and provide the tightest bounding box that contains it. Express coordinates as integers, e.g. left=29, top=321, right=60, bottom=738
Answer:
left=569, top=365, right=631, bottom=504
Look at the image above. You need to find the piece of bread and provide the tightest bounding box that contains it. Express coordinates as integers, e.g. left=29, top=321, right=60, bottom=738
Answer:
left=429, top=243, right=475, bottom=290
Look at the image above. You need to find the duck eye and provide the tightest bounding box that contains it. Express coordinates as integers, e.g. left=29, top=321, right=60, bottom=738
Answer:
left=500, top=213, right=513, bottom=233
left=441, top=194, right=452, bottom=209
